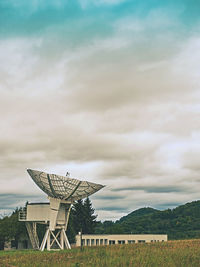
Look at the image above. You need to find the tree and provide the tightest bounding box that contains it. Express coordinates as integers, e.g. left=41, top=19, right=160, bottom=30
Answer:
left=72, top=199, right=85, bottom=234
left=71, top=197, right=98, bottom=235
left=0, top=208, right=27, bottom=248
left=66, top=213, right=76, bottom=244
left=83, top=197, right=97, bottom=234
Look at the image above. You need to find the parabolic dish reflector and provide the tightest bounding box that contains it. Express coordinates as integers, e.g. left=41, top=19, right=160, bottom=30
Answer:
left=27, top=169, right=104, bottom=202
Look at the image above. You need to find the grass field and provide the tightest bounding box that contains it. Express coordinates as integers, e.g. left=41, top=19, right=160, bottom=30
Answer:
left=1, top=239, right=200, bottom=267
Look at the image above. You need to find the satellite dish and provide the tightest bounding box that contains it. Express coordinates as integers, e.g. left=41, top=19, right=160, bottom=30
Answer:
left=20, top=169, right=105, bottom=251
left=27, top=169, right=104, bottom=202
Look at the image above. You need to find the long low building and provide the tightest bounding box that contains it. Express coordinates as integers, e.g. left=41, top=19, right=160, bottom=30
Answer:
left=76, top=234, right=168, bottom=246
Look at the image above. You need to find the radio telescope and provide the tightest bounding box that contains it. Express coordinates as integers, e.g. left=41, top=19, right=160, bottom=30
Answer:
left=19, top=169, right=104, bottom=251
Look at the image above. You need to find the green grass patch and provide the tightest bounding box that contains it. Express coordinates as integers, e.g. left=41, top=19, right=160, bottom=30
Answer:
left=0, top=240, right=200, bottom=267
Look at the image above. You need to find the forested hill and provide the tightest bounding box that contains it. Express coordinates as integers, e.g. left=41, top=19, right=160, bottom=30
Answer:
left=119, top=207, right=158, bottom=222
left=95, top=200, right=200, bottom=240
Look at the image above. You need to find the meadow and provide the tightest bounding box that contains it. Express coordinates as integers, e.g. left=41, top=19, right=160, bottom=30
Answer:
left=0, top=239, right=200, bottom=267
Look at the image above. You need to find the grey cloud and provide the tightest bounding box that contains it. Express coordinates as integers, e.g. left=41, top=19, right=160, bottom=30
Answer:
left=94, top=195, right=126, bottom=200
left=1, top=14, right=200, bottom=221
left=182, top=146, right=200, bottom=172
left=155, top=202, right=182, bottom=210
left=112, top=185, right=188, bottom=194
left=98, top=206, right=126, bottom=211
left=0, top=193, right=45, bottom=211
left=67, top=58, right=183, bottom=112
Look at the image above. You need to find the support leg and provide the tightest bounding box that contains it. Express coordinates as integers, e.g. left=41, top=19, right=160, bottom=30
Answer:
left=47, top=231, right=51, bottom=251
left=40, top=228, right=50, bottom=251
left=60, top=230, right=64, bottom=249
left=63, top=229, right=71, bottom=249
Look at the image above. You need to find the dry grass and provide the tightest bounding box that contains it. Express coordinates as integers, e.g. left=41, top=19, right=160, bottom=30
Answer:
left=1, top=239, right=200, bottom=267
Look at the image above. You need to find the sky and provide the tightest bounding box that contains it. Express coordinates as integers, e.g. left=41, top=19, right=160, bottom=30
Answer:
left=0, top=0, right=200, bottom=221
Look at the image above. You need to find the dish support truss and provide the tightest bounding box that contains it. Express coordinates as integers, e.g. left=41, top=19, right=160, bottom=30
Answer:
left=20, top=198, right=72, bottom=251
left=40, top=226, right=71, bottom=251
left=40, top=198, right=72, bottom=251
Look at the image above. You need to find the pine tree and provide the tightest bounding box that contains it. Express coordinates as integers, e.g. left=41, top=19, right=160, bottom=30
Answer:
left=72, top=199, right=85, bottom=234
left=66, top=212, right=76, bottom=243
left=83, top=197, right=97, bottom=234
left=71, top=197, right=98, bottom=235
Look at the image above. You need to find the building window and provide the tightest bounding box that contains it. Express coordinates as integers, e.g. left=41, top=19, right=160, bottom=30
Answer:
left=109, top=240, right=115, bottom=245
left=91, top=239, right=95, bottom=246
left=96, top=239, right=99, bottom=246
left=104, top=239, right=108, bottom=245
left=86, top=239, right=90, bottom=246
left=100, top=239, right=103, bottom=245
left=128, top=240, right=135, bottom=244
left=81, top=239, right=85, bottom=246
left=138, top=240, right=145, bottom=243
left=118, top=240, right=125, bottom=244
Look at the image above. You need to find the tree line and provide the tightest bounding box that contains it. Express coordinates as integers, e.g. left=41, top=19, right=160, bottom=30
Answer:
left=1, top=199, right=200, bottom=249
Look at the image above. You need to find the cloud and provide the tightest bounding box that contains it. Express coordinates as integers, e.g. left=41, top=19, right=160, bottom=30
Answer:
left=0, top=193, right=46, bottom=215
left=0, top=2, right=200, bottom=221
left=79, top=0, right=126, bottom=8
left=94, top=195, right=126, bottom=200
left=99, top=206, right=126, bottom=211
left=112, top=185, right=187, bottom=193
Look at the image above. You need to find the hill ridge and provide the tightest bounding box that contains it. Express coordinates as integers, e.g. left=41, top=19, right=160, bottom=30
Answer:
left=95, top=200, right=200, bottom=240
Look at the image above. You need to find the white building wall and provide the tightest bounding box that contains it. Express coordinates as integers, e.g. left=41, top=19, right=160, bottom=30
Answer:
left=76, top=234, right=167, bottom=247
left=26, top=204, right=50, bottom=221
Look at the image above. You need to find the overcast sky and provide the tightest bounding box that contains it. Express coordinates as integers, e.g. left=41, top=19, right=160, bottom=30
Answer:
left=0, top=0, right=200, bottom=221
